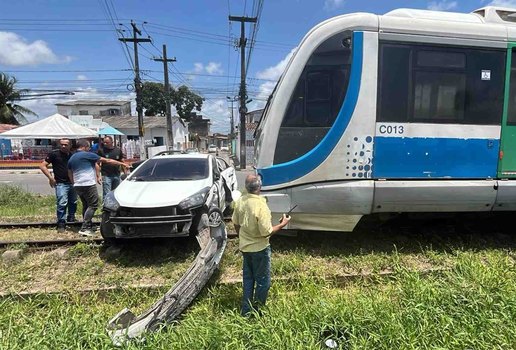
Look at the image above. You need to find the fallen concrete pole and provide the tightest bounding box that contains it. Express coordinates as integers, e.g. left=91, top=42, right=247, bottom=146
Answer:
left=107, top=210, right=227, bottom=345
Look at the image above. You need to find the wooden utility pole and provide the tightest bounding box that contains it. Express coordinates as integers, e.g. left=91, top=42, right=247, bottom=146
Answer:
left=228, top=15, right=256, bottom=170
left=119, top=21, right=151, bottom=159
left=153, top=44, right=177, bottom=149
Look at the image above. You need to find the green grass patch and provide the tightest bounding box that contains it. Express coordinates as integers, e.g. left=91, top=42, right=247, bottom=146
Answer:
left=2, top=214, right=516, bottom=348
left=0, top=184, right=57, bottom=219
left=1, top=251, right=516, bottom=349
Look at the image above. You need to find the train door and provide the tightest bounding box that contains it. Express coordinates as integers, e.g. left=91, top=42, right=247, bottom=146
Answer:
left=372, top=38, right=504, bottom=212
left=498, top=45, right=516, bottom=178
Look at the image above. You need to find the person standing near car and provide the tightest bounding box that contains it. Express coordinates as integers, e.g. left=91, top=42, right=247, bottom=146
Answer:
left=39, top=138, right=77, bottom=233
left=97, top=135, right=126, bottom=200
left=68, top=139, right=129, bottom=237
left=232, top=174, right=291, bottom=316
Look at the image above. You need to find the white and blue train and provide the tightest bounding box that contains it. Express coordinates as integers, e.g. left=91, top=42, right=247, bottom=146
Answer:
left=254, top=6, right=516, bottom=231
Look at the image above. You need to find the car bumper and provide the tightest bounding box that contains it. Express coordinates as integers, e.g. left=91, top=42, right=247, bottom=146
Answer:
left=107, top=206, right=195, bottom=238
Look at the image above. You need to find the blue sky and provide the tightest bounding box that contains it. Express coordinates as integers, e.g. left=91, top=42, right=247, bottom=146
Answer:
left=0, top=0, right=512, bottom=132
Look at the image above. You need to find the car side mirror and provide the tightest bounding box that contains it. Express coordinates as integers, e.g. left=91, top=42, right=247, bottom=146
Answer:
left=213, top=172, right=220, bottom=181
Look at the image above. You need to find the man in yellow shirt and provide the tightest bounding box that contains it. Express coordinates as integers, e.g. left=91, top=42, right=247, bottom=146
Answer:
left=232, top=174, right=290, bottom=316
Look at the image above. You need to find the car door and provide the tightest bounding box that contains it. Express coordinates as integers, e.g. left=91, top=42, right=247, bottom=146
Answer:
left=217, top=157, right=237, bottom=191
left=210, top=156, right=225, bottom=210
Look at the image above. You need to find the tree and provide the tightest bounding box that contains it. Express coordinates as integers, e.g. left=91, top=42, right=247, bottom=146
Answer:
left=0, top=72, right=35, bottom=125
left=141, top=82, right=203, bottom=121
left=171, top=85, right=204, bottom=122
left=141, top=81, right=172, bottom=116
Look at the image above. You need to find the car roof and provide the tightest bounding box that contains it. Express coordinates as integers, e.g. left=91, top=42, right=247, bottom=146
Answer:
left=151, top=153, right=210, bottom=159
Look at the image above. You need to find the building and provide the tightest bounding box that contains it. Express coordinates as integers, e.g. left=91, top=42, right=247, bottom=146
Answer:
left=187, top=112, right=211, bottom=150
left=56, top=100, right=131, bottom=117
left=246, top=108, right=263, bottom=123
left=100, top=115, right=188, bottom=150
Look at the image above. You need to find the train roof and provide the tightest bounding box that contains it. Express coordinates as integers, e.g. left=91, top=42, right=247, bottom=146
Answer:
left=306, top=6, right=516, bottom=45
left=379, top=6, right=516, bottom=43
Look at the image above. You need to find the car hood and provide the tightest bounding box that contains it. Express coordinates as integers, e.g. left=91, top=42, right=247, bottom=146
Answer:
left=114, top=178, right=212, bottom=208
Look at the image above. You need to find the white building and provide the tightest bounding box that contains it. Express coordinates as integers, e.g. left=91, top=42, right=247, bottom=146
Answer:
left=100, top=115, right=188, bottom=150
left=56, top=100, right=131, bottom=117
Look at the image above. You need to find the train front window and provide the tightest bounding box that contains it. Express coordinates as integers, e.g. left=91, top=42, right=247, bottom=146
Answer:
left=273, top=32, right=352, bottom=164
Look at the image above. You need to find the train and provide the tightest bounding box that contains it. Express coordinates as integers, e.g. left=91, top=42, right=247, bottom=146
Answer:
left=254, top=6, right=516, bottom=232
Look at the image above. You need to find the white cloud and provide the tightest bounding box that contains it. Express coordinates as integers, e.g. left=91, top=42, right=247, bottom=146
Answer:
left=193, top=63, right=204, bottom=73
left=324, top=0, right=345, bottom=11
left=199, top=98, right=231, bottom=133
left=191, top=62, right=223, bottom=75
left=427, top=1, right=458, bottom=11
left=76, top=75, right=88, bottom=81
left=486, top=0, right=516, bottom=6
left=0, top=32, right=72, bottom=66
left=256, top=48, right=296, bottom=81
left=205, top=62, right=223, bottom=75
left=253, top=48, right=297, bottom=106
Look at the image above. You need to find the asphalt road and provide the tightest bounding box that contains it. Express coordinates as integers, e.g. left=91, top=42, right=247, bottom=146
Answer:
left=0, top=167, right=252, bottom=196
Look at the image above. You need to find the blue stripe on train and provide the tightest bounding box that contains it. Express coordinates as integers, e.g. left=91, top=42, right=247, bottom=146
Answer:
left=372, top=137, right=499, bottom=178
left=258, top=31, right=364, bottom=187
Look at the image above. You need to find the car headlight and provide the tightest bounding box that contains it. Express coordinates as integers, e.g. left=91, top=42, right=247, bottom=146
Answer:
left=103, top=191, right=120, bottom=212
left=178, top=187, right=210, bottom=210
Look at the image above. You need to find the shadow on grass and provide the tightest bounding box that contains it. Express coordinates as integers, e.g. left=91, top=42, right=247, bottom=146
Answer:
left=98, top=236, right=201, bottom=267
left=97, top=212, right=516, bottom=266
left=271, top=212, right=516, bottom=257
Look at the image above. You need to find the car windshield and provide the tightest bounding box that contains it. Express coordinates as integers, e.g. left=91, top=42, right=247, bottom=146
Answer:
left=129, top=158, right=209, bottom=181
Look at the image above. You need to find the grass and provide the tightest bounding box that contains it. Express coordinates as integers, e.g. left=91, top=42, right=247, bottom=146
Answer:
left=1, top=251, right=515, bottom=349
left=0, top=184, right=58, bottom=220
left=1, top=196, right=516, bottom=348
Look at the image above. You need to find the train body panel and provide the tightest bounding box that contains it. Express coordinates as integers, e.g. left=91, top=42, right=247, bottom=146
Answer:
left=254, top=6, right=516, bottom=231
left=373, top=123, right=501, bottom=179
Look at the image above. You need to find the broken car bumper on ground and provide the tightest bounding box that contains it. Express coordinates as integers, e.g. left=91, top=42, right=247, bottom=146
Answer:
left=106, top=211, right=227, bottom=345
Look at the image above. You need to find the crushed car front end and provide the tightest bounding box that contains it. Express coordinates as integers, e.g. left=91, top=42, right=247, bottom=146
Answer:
left=100, top=155, right=214, bottom=240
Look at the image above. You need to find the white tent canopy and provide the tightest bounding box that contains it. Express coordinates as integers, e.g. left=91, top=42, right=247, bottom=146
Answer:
left=0, top=113, right=97, bottom=139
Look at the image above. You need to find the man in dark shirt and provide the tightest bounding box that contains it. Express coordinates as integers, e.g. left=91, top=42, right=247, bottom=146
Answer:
left=39, top=138, right=77, bottom=233
left=97, top=135, right=125, bottom=200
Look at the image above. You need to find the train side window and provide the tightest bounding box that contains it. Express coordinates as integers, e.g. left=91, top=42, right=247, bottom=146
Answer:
left=378, top=43, right=504, bottom=125
left=413, top=71, right=465, bottom=122
left=507, top=49, right=516, bottom=125
left=416, top=50, right=465, bottom=68
left=274, top=32, right=352, bottom=164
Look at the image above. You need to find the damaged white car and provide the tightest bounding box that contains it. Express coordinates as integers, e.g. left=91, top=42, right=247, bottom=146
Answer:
left=100, top=153, right=237, bottom=241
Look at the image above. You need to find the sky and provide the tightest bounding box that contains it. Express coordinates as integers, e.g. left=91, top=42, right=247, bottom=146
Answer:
left=0, top=0, right=513, bottom=133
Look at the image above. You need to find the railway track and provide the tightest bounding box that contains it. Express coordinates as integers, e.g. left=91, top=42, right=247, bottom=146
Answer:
left=0, top=218, right=235, bottom=249
left=0, top=237, right=103, bottom=249
left=0, top=221, right=99, bottom=229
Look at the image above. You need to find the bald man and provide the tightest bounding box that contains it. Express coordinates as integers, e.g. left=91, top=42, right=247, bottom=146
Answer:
left=232, top=174, right=290, bottom=316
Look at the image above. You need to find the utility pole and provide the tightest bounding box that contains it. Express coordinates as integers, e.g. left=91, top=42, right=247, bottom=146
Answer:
left=119, top=21, right=151, bottom=159
left=153, top=44, right=177, bottom=150
left=229, top=15, right=257, bottom=170
left=226, top=95, right=238, bottom=155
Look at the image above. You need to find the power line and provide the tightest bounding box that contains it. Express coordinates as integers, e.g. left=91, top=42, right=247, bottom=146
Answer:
left=98, top=0, right=134, bottom=70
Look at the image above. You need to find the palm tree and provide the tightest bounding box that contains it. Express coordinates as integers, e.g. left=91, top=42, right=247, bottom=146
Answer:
left=0, top=72, right=36, bottom=125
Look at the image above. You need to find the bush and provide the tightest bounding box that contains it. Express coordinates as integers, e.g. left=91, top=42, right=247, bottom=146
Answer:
left=0, top=184, right=35, bottom=206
